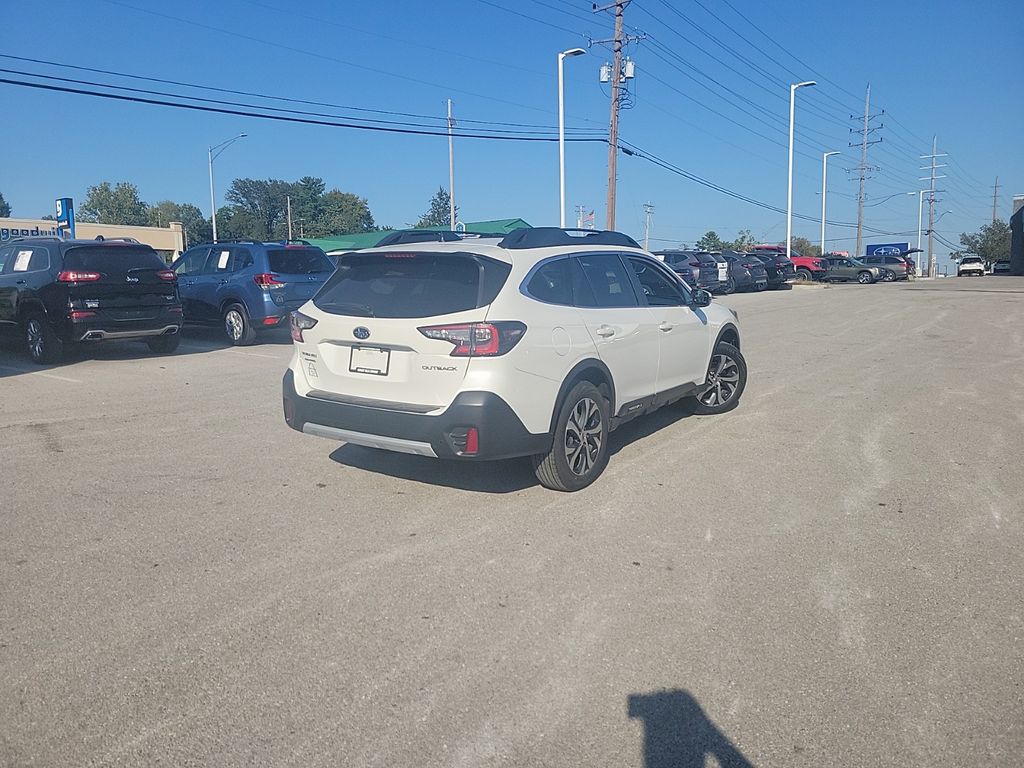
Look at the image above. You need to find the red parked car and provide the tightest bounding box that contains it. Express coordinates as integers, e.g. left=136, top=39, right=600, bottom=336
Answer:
left=752, top=245, right=827, bottom=281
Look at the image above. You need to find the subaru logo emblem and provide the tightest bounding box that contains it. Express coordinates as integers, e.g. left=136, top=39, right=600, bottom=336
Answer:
left=353, top=326, right=370, bottom=340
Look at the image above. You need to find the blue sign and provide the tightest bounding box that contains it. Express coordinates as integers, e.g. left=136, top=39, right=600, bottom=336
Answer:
left=866, top=242, right=909, bottom=257
left=56, top=197, right=76, bottom=238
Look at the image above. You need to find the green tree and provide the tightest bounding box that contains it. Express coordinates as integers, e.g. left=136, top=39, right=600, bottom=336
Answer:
left=790, top=236, right=821, bottom=258
left=729, top=229, right=756, bottom=251
left=148, top=200, right=212, bottom=244
left=415, top=187, right=456, bottom=228
left=79, top=181, right=150, bottom=225
left=959, top=220, right=1011, bottom=266
left=0, top=191, right=11, bottom=217
left=224, top=178, right=292, bottom=239
left=695, top=231, right=726, bottom=251
left=310, top=190, right=375, bottom=237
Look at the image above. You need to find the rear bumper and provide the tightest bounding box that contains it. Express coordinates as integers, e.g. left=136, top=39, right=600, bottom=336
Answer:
left=67, top=317, right=182, bottom=342
left=282, top=370, right=551, bottom=460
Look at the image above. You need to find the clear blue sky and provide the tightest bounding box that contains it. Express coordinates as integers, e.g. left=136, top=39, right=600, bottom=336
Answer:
left=3, top=0, right=1020, bottom=259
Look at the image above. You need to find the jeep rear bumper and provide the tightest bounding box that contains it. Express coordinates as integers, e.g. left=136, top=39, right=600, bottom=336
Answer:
left=282, top=370, right=551, bottom=460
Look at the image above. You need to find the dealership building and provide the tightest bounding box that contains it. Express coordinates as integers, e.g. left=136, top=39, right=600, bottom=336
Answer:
left=0, top=217, right=187, bottom=259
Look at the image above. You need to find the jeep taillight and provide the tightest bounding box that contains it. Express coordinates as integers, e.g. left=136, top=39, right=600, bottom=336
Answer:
left=57, top=270, right=101, bottom=282
left=418, top=322, right=526, bottom=357
left=157, top=270, right=176, bottom=281
left=290, top=311, right=317, bottom=343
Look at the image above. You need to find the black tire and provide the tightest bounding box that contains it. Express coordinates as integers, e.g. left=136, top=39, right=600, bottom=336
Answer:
left=882, top=270, right=896, bottom=282
left=223, top=303, right=256, bottom=346
left=689, top=341, right=747, bottom=415
left=24, top=313, right=64, bottom=364
left=146, top=333, right=181, bottom=354
left=722, top=276, right=736, bottom=295
left=857, top=271, right=873, bottom=284
left=532, top=381, right=610, bottom=492
left=795, top=268, right=812, bottom=282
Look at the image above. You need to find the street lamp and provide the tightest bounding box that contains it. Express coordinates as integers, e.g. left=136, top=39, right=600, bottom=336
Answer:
left=558, top=47, right=586, bottom=228
left=208, top=133, right=247, bottom=242
left=820, top=151, right=840, bottom=256
left=786, top=81, right=816, bottom=259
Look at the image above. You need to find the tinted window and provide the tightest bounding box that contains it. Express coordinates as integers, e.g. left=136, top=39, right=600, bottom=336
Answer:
left=63, top=246, right=166, bottom=276
left=695, top=253, right=719, bottom=265
left=314, top=251, right=511, bottom=318
left=526, top=258, right=573, bottom=305
left=628, top=257, right=686, bottom=306
left=6, top=246, right=50, bottom=273
left=202, top=248, right=235, bottom=275
left=267, top=247, right=333, bottom=274
left=0, top=246, right=12, bottom=273
left=576, top=253, right=637, bottom=308
left=174, top=249, right=209, bottom=276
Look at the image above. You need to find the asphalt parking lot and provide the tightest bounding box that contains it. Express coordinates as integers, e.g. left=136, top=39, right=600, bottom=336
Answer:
left=2, top=277, right=1022, bottom=767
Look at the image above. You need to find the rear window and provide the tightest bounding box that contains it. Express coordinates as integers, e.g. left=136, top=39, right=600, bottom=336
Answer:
left=62, top=246, right=166, bottom=275
left=695, top=253, right=719, bottom=265
left=314, top=251, right=511, bottom=318
left=267, top=247, right=333, bottom=274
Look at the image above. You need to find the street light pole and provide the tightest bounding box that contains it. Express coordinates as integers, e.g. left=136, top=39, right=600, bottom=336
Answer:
left=820, top=151, right=840, bottom=256
left=208, top=133, right=247, bottom=242
left=786, top=81, right=816, bottom=259
left=558, top=48, right=586, bottom=228
left=917, top=189, right=928, bottom=275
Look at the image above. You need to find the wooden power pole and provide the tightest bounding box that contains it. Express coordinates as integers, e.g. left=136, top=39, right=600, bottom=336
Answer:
left=594, top=0, right=629, bottom=231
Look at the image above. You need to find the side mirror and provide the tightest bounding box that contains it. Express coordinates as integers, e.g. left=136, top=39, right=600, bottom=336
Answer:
left=690, top=288, right=712, bottom=308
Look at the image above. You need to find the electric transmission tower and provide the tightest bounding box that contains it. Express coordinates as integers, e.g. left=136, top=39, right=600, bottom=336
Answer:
left=849, top=84, right=884, bottom=258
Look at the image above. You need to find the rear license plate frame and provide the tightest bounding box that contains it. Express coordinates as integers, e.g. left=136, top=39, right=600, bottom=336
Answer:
left=349, top=345, right=390, bottom=376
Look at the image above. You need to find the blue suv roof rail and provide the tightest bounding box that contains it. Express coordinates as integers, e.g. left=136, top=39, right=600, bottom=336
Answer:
left=375, top=230, right=464, bottom=246
left=498, top=227, right=641, bottom=249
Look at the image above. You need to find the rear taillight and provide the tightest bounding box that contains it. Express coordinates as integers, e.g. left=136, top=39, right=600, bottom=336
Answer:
left=418, top=321, right=527, bottom=357
left=254, top=273, right=285, bottom=289
left=68, top=310, right=96, bottom=320
left=290, top=311, right=317, bottom=342
left=157, top=270, right=176, bottom=281
left=742, top=263, right=757, bottom=269
left=168, top=306, right=183, bottom=315
left=57, top=270, right=101, bottom=282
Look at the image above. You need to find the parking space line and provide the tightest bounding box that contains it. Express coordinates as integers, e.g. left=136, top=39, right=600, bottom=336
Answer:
left=230, top=350, right=284, bottom=359
left=0, top=365, right=81, bottom=383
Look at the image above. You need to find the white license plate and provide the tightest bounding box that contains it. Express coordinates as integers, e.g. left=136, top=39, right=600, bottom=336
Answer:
left=349, top=346, right=390, bottom=376
left=718, top=265, right=728, bottom=280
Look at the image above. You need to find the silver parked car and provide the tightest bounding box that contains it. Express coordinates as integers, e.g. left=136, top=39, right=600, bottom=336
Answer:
left=822, top=256, right=882, bottom=284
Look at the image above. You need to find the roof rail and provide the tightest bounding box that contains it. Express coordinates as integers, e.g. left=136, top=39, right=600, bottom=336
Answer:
left=94, top=236, right=141, bottom=243
left=498, top=227, right=641, bottom=249
left=375, top=229, right=463, bottom=246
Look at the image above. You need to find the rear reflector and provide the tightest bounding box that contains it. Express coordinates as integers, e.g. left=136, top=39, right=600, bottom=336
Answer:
left=263, top=317, right=279, bottom=326
left=168, top=307, right=184, bottom=315
left=57, top=270, right=101, bottom=282
left=464, top=427, right=479, bottom=455
left=68, top=310, right=97, bottom=320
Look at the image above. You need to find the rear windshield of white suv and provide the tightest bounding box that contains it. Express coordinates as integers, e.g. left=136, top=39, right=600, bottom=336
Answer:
left=315, top=251, right=512, bottom=318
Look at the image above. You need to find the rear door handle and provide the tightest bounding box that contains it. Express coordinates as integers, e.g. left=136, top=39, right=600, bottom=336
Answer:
left=659, top=322, right=674, bottom=332
left=218, top=279, right=229, bottom=285
left=596, top=325, right=615, bottom=338
left=16, top=280, right=26, bottom=285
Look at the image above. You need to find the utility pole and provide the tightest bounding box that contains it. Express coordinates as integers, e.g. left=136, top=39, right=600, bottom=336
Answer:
left=849, top=84, right=883, bottom=258
left=643, top=202, right=654, bottom=250
left=447, top=98, right=456, bottom=231
left=593, top=1, right=640, bottom=231
left=286, top=195, right=293, bottom=240
left=992, top=176, right=1001, bottom=222
left=919, top=137, right=948, bottom=277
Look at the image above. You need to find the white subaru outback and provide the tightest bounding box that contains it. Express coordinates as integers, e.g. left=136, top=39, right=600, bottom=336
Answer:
left=282, top=228, right=746, bottom=491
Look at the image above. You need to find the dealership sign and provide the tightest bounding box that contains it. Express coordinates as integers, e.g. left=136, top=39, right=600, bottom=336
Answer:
left=866, top=242, right=910, bottom=256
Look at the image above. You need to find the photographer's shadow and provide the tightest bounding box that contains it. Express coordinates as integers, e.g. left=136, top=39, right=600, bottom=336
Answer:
left=628, top=689, right=754, bottom=768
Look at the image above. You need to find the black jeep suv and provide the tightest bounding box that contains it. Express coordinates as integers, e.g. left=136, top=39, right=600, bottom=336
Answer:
left=0, top=237, right=183, bottom=363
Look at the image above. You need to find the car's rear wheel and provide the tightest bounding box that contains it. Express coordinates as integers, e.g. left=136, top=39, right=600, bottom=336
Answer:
left=223, top=303, right=256, bottom=346
left=722, top=276, right=736, bottom=294
left=690, top=341, right=746, bottom=415
left=882, top=269, right=896, bottom=282
left=795, top=268, right=812, bottom=282
left=857, top=271, right=873, bottom=284
left=147, top=334, right=181, bottom=354
left=533, top=381, right=610, bottom=492
left=24, top=314, right=64, bottom=364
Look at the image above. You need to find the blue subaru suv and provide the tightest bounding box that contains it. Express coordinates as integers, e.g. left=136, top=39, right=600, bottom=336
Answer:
left=171, top=241, right=335, bottom=345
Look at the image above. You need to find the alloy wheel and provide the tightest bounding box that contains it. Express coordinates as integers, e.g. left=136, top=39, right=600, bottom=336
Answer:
left=225, top=310, right=244, bottom=341
left=700, top=354, right=741, bottom=407
left=858, top=272, right=872, bottom=284
left=26, top=319, right=44, bottom=361
left=563, top=397, right=603, bottom=477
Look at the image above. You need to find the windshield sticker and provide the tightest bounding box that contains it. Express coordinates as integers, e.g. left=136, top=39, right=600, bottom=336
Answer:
left=12, top=250, right=32, bottom=272
left=218, top=250, right=230, bottom=269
